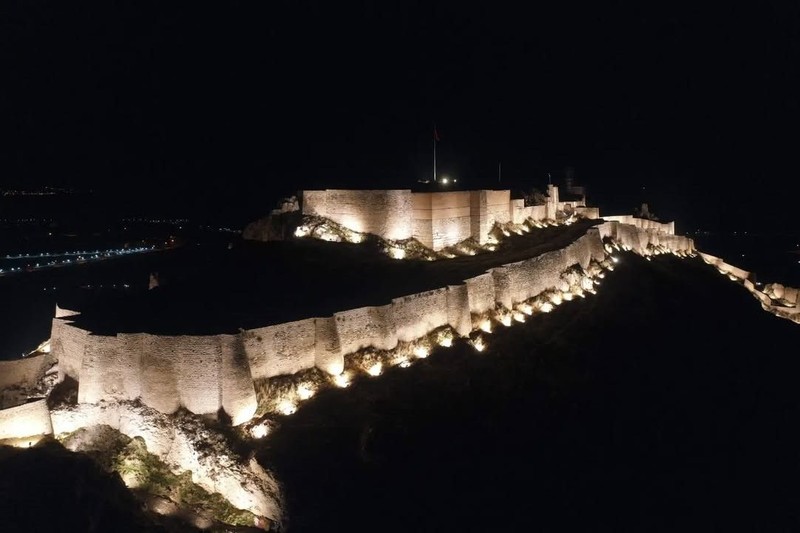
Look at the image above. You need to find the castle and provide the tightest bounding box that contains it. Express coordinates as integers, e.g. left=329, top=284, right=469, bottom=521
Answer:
left=1, top=186, right=693, bottom=434
left=14, top=183, right=799, bottom=526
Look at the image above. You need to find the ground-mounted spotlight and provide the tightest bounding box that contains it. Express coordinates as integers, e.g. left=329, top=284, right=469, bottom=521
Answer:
left=471, top=336, right=487, bottom=352
left=436, top=330, right=454, bottom=347
left=297, top=383, right=316, bottom=400
left=250, top=422, right=270, bottom=439
left=333, top=372, right=351, bottom=388
left=277, top=399, right=297, bottom=416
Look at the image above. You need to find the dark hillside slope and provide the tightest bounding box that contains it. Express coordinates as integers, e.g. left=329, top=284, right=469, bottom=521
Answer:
left=260, top=253, right=800, bottom=532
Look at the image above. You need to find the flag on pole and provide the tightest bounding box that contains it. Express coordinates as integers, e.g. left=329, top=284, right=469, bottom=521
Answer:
left=433, top=125, right=440, bottom=142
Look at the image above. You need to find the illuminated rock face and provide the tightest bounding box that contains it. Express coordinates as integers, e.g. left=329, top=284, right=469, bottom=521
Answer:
left=49, top=402, right=283, bottom=523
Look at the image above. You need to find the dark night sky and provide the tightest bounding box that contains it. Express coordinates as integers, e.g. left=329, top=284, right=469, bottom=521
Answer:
left=2, top=1, right=799, bottom=229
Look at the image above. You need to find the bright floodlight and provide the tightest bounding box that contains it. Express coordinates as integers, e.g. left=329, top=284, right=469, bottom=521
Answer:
left=441, top=177, right=449, bottom=184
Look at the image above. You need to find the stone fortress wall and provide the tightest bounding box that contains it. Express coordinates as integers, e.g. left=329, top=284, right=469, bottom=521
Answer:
left=698, top=252, right=800, bottom=322
left=24, top=217, right=691, bottom=430
left=1, top=182, right=699, bottom=445
left=0, top=352, right=54, bottom=392
left=302, top=184, right=578, bottom=250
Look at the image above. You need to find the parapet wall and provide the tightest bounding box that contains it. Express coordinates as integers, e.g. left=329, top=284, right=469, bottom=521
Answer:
left=0, top=399, right=52, bottom=442
left=43, top=219, right=692, bottom=425
left=0, top=352, right=55, bottom=392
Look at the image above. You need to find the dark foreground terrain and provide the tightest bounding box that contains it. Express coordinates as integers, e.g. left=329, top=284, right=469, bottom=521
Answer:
left=2, top=253, right=799, bottom=532
left=259, top=253, right=800, bottom=532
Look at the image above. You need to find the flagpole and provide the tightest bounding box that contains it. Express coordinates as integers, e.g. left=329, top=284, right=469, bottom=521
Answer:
left=433, top=125, right=437, bottom=183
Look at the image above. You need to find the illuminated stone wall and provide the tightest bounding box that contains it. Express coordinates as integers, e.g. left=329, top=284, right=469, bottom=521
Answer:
left=602, top=215, right=675, bottom=236
left=576, top=206, right=600, bottom=219
left=52, top=328, right=256, bottom=425
left=244, top=319, right=317, bottom=379
left=140, top=335, right=181, bottom=414
left=0, top=399, right=52, bottom=441
left=302, top=189, right=413, bottom=241
left=302, top=188, right=578, bottom=248
left=465, top=272, right=496, bottom=314
left=78, top=334, right=130, bottom=404
left=391, top=288, right=449, bottom=342
left=502, top=250, right=568, bottom=304
left=51, top=318, right=88, bottom=382
left=334, top=304, right=398, bottom=355
left=446, top=284, right=471, bottom=337
left=220, top=334, right=258, bottom=425
left=412, top=192, right=473, bottom=250
left=40, top=218, right=696, bottom=427
left=485, top=190, right=511, bottom=227
left=698, top=252, right=751, bottom=280
left=314, top=317, right=343, bottom=375
left=0, top=352, right=54, bottom=391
